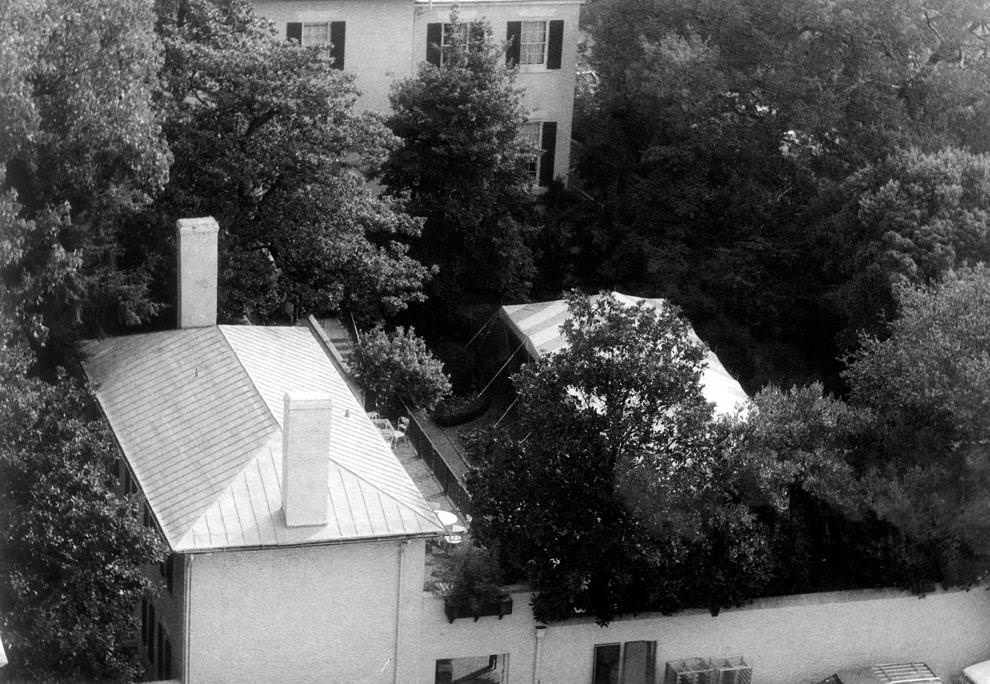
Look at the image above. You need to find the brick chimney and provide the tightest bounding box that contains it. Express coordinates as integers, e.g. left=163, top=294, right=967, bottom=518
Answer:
left=176, top=217, right=219, bottom=328
left=281, top=393, right=332, bottom=527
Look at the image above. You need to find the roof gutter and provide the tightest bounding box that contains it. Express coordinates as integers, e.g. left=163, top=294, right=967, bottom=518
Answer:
left=175, top=530, right=442, bottom=556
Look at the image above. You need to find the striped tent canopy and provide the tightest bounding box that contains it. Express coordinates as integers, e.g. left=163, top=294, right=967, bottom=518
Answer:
left=499, top=292, right=748, bottom=416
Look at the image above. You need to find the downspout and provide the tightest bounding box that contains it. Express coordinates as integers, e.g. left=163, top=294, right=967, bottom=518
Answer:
left=182, top=554, right=193, bottom=682
left=533, top=625, right=547, bottom=684
left=393, top=540, right=409, bottom=684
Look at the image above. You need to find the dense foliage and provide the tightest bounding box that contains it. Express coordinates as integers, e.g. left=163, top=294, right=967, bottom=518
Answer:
left=352, top=325, right=452, bottom=411
left=557, top=0, right=990, bottom=391
left=0, top=317, right=164, bottom=680
left=844, top=267, right=990, bottom=582
left=385, top=17, right=537, bottom=316
left=469, top=294, right=946, bottom=624
left=155, top=0, right=431, bottom=323
left=0, top=0, right=171, bottom=354
left=468, top=294, right=775, bottom=623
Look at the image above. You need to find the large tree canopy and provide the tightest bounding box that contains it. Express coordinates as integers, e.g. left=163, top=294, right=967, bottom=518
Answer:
left=155, top=0, right=430, bottom=323
left=556, top=0, right=990, bottom=390
left=468, top=293, right=774, bottom=623
left=0, top=314, right=163, bottom=680
left=818, top=146, right=990, bottom=344
left=844, top=266, right=990, bottom=581
left=1, top=0, right=171, bottom=351
left=385, top=17, right=537, bottom=316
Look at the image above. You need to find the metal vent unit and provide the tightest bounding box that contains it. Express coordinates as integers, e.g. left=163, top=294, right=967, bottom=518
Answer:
left=665, top=658, right=716, bottom=684
left=712, top=656, right=753, bottom=684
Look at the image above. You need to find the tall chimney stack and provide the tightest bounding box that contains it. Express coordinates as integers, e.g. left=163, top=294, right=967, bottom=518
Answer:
left=282, top=393, right=332, bottom=527
left=177, top=217, right=219, bottom=328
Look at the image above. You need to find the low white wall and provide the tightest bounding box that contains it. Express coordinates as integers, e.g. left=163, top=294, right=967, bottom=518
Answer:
left=420, top=586, right=990, bottom=683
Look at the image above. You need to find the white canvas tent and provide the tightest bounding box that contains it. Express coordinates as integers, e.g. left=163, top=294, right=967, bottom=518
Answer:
left=499, top=292, right=748, bottom=416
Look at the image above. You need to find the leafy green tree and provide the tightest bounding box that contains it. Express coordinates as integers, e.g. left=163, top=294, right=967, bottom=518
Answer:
left=384, top=16, right=537, bottom=310
left=0, top=316, right=164, bottom=680
left=729, top=384, right=865, bottom=514
left=0, top=0, right=171, bottom=350
left=817, top=146, right=990, bottom=344
left=844, top=266, right=990, bottom=582
left=563, top=0, right=990, bottom=389
left=155, top=0, right=430, bottom=323
left=352, top=325, right=452, bottom=411
left=468, top=293, right=774, bottom=623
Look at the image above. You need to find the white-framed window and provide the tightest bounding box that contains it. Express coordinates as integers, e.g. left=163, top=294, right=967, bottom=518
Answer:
left=440, top=22, right=470, bottom=66
left=519, top=20, right=548, bottom=65
left=592, top=641, right=656, bottom=684
left=521, top=121, right=542, bottom=183
left=301, top=22, right=331, bottom=46
left=287, top=21, right=345, bottom=69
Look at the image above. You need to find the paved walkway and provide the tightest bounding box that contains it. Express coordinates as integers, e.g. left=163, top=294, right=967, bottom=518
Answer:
left=393, top=439, right=459, bottom=514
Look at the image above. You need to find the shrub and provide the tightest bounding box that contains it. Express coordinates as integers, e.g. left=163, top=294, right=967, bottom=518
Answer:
left=353, top=326, right=452, bottom=411
left=434, top=544, right=507, bottom=617
left=431, top=392, right=492, bottom=426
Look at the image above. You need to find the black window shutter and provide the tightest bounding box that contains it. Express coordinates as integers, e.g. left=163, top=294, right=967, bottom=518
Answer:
left=287, top=22, right=302, bottom=43
left=506, top=21, right=521, bottom=66
left=331, top=21, right=345, bottom=69
left=148, top=608, right=156, bottom=663
left=539, top=121, right=557, bottom=186
left=547, top=20, right=563, bottom=69
left=156, top=628, right=165, bottom=679
left=426, top=23, right=442, bottom=66
left=141, top=599, right=149, bottom=645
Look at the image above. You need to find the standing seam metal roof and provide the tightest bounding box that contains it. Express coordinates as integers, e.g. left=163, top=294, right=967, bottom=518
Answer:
left=82, top=325, right=444, bottom=552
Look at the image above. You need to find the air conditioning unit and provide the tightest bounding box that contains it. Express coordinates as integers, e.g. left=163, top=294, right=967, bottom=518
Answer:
left=666, top=658, right=716, bottom=684
left=712, top=656, right=753, bottom=684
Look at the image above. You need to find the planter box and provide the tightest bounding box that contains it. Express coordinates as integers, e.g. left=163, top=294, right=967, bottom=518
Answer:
left=444, top=594, right=513, bottom=623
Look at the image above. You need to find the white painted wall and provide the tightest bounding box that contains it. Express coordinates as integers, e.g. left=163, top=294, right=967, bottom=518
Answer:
left=185, top=539, right=426, bottom=684
left=253, top=0, right=415, bottom=113
left=419, top=586, right=990, bottom=684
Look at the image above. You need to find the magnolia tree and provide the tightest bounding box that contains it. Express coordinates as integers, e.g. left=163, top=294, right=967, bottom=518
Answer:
left=468, top=293, right=774, bottom=623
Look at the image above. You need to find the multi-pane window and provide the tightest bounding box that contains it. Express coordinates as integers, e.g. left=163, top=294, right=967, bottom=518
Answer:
left=287, top=21, right=345, bottom=69
left=520, top=21, right=548, bottom=65
left=593, top=641, right=657, bottom=684
left=301, top=22, right=331, bottom=46
left=440, top=23, right=469, bottom=66
left=521, top=122, right=542, bottom=182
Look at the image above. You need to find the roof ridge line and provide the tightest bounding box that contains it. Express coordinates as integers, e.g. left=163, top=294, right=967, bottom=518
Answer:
left=217, top=325, right=283, bottom=431
left=327, top=455, right=445, bottom=532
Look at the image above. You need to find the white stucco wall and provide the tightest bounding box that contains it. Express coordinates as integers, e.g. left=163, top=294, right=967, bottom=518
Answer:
left=185, top=539, right=426, bottom=684
left=253, top=0, right=415, bottom=113
left=420, top=586, right=990, bottom=684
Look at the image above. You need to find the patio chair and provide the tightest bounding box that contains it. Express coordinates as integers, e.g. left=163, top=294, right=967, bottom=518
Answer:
left=391, top=416, right=410, bottom=447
